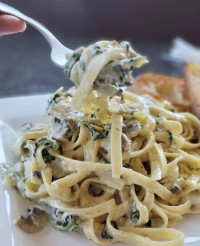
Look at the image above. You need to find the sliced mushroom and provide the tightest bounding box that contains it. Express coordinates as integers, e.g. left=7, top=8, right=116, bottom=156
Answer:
left=15, top=207, right=48, bottom=233
left=170, top=185, right=182, bottom=194
left=51, top=119, right=78, bottom=140
left=121, top=133, right=132, bottom=151
left=93, top=78, right=121, bottom=97
left=20, top=140, right=34, bottom=160
left=123, top=120, right=141, bottom=139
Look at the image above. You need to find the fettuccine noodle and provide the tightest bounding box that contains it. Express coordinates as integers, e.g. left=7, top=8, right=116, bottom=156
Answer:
left=3, top=40, right=200, bottom=246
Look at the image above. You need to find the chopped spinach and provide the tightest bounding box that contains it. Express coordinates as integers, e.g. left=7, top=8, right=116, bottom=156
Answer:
left=113, top=65, right=131, bottom=84
left=21, top=122, right=35, bottom=132
left=38, top=139, right=60, bottom=149
left=54, top=214, right=78, bottom=231
left=114, top=65, right=134, bottom=87
left=5, top=171, right=22, bottom=177
left=52, top=208, right=63, bottom=219
left=130, top=201, right=140, bottom=223
left=52, top=209, right=78, bottom=231
left=83, top=122, right=111, bottom=141
left=47, top=94, right=60, bottom=111
left=99, top=157, right=109, bottom=164
left=23, top=177, right=29, bottom=183
left=65, top=49, right=83, bottom=78
left=79, top=61, right=86, bottom=71
left=120, top=41, right=131, bottom=52
left=33, top=138, right=60, bottom=157
left=92, top=44, right=103, bottom=56
left=166, top=130, right=173, bottom=145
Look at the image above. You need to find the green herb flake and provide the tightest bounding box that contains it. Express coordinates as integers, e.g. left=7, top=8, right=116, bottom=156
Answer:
left=52, top=209, right=63, bottom=219
left=38, top=139, right=60, bottom=149
left=83, top=123, right=111, bottom=141
left=65, top=50, right=82, bottom=78
left=21, top=122, right=35, bottom=132
left=79, top=61, right=86, bottom=71
left=99, top=157, right=109, bottom=164
left=47, top=94, right=60, bottom=111
left=120, top=41, right=131, bottom=52
left=92, top=44, right=103, bottom=56
left=130, top=201, right=140, bottom=223
left=33, top=138, right=60, bottom=157
left=95, top=49, right=103, bottom=55
left=23, top=177, right=29, bottom=184
left=53, top=212, right=78, bottom=231
left=166, top=130, right=173, bottom=145
left=5, top=171, right=22, bottom=177
left=112, top=64, right=134, bottom=86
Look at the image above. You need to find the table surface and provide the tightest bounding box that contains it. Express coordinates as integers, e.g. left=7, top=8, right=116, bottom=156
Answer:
left=0, top=32, right=184, bottom=98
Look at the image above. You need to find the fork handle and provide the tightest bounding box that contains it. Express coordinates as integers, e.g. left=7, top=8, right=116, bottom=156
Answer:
left=0, top=2, right=72, bottom=55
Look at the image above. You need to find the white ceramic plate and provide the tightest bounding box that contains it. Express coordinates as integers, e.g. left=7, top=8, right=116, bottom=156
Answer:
left=0, top=94, right=200, bottom=246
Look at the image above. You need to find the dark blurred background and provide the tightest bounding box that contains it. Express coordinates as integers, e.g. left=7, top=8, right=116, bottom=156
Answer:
left=0, top=0, right=200, bottom=97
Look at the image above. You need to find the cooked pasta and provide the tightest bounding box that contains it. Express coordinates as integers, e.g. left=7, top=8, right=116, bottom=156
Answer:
left=64, top=40, right=148, bottom=110
left=2, top=41, right=200, bottom=246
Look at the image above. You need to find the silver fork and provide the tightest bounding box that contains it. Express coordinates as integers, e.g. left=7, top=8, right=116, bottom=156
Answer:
left=0, top=2, right=73, bottom=68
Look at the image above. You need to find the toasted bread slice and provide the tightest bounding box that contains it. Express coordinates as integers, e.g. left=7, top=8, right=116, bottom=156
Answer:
left=128, top=73, right=190, bottom=109
left=185, top=62, right=200, bottom=118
